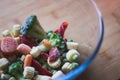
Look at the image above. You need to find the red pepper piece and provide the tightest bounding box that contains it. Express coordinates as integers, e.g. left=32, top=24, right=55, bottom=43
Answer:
left=32, top=59, right=52, bottom=76
left=54, top=21, right=68, bottom=37
left=39, top=53, right=49, bottom=60
left=20, top=35, right=38, bottom=48
left=48, top=47, right=60, bottom=62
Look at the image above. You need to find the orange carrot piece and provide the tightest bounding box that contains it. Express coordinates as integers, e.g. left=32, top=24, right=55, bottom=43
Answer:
left=17, top=43, right=31, bottom=55
left=24, top=54, right=33, bottom=68
left=43, top=40, right=51, bottom=47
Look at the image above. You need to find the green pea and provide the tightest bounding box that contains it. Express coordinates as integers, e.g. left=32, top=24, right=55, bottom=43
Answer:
left=62, top=53, right=66, bottom=58
left=51, top=70, right=57, bottom=74
left=47, top=30, right=53, bottom=34
left=63, top=59, right=68, bottom=63
left=71, top=62, right=79, bottom=69
left=47, top=65, right=53, bottom=71
left=72, top=55, right=79, bottom=61
left=67, top=39, right=73, bottom=42
left=56, top=39, right=60, bottom=42
left=59, top=44, right=65, bottom=48
left=42, top=64, right=48, bottom=69
left=34, top=71, right=39, bottom=76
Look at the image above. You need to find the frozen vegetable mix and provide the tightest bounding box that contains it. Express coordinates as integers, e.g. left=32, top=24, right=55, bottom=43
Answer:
left=0, top=15, right=80, bottom=80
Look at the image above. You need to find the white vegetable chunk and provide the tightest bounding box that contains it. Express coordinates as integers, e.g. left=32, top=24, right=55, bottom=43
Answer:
left=23, top=67, right=35, bottom=79
left=47, top=58, right=61, bottom=68
left=66, top=49, right=80, bottom=62
left=34, top=75, right=52, bottom=80
left=52, top=70, right=64, bottom=79
left=30, top=46, right=41, bottom=58
left=66, top=42, right=79, bottom=50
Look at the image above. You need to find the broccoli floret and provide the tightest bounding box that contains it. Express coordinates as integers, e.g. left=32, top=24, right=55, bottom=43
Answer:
left=8, top=60, right=25, bottom=80
left=20, top=15, right=46, bottom=41
left=48, top=32, right=67, bottom=53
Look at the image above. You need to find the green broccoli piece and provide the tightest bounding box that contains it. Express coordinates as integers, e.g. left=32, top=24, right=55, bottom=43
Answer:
left=20, top=15, right=46, bottom=41
left=49, top=33, right=61, bottom=47
left=46, top=30, right=53, bottom=39
left=48, top=32, right=67, bottom=53
left=8, top=60, right=25, bottom=80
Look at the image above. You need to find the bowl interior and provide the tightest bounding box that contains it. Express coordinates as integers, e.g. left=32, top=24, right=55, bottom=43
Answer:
left=0, top=0, right=102, bottom=80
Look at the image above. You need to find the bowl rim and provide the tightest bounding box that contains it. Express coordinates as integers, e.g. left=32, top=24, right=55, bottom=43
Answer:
left=55, top=0, right=104, bottom=80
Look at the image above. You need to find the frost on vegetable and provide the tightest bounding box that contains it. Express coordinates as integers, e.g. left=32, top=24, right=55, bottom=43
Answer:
left=20, top=15, right=46, bottom=41
left=17, top=43, right=31, bottom=55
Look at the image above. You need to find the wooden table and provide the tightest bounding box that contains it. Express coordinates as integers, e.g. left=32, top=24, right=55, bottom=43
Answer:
left=0, top=0, right=120, bottom=80
left=81, top=0, right=120, bottom=80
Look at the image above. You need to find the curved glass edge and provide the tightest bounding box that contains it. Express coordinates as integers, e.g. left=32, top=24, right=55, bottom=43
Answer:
left=55, top=0, right=104, bottom=80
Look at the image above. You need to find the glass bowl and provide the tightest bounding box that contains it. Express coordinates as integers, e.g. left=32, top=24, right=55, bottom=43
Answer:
left=0, top=0, right=104, bottom=80
left=48, top=0, right=104, bottom=80
left=47, top=0, right=104, bottom=80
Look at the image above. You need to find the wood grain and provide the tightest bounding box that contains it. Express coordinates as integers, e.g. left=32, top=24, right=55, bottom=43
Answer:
left=0, top=0, right=120, bottom=80
left=79, top=0, right=120, bottom=80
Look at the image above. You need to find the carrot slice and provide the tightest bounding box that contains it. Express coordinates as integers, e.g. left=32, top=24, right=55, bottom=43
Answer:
left=43, top=40, right=51, bottom=47
left=1, top=37, right=18, bottom=55
left=17, top=44, right=31, bottom=55
left=24, top=54, right=33, bottom=68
